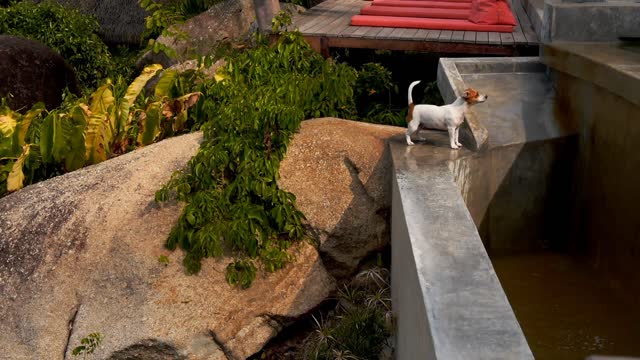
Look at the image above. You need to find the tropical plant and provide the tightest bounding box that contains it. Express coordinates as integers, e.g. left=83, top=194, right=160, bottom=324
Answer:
left=155, top=13, right=357, bottom=285
left=0, top=65, right=201, bottom=194
left=71, top=332, right=102, bottom=359
left=299, top=267, right=392, bottom=359
left=139, top=0, right=222, bottom=58
left=0, top=1, right=115, bottom=89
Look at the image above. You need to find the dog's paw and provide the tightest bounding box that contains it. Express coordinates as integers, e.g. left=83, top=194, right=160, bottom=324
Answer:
left=450, top=144, right=460, bottom=150
left=407, top=141, right=415, bottom=146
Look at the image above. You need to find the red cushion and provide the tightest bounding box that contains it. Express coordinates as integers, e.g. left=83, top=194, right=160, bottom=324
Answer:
left=350, top=15, right=514, bottom=32
left=468, top=0, right=516, bottom=25
left=496, top=0, right=516, bottom=26
left=372, top=0, right=472, bottom=9
left=409, top=0, right=471, bottom=2
left=362, top=5, right=470, bottom=19
left=468, top=0, right=497, bottom=24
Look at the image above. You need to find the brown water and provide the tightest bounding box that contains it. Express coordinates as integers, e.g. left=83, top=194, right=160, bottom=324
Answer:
left=492, top=253, right=640, bottom=360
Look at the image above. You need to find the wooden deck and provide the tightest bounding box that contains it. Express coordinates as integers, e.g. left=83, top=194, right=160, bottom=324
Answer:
left=292, top=0, right=538, bottom=56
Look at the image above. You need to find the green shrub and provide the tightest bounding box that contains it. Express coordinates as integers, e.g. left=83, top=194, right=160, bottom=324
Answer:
left=0, top=1, right=114, bottom=89
left=139, top=0, right=222, bottom=43
left=300, top=267, right=392, bottom=359
left=0, top=65, right=201, bottom=196
left=156, top=14, right=358, bottom=285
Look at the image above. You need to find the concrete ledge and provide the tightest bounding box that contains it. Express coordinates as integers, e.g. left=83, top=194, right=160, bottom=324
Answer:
left=390, top=139, right=534, bottom=360
left=541, top=41, right=640, bottom=107
left=541, top=0, right=640, bottom=42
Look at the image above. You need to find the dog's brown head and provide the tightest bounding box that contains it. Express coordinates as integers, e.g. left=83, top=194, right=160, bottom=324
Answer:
left=462, top=88, right=488, bottom=105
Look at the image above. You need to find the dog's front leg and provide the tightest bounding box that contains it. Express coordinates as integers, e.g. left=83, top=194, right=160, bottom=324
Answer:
left=454, top=127, right=462, bottom=147
left=447, top=126, right=459, bottom=149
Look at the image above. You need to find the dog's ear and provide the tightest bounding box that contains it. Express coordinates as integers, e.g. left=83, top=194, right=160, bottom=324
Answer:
left=462, top=90, right=471, bottom=99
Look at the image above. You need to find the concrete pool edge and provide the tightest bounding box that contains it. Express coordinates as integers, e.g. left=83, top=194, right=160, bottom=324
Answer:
left=390, top=139, right=535, bottom=360
left=391, top=56, right=570, bottom=359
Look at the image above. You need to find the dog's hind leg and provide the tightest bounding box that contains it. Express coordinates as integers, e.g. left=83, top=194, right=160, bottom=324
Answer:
left=406, top=120, right=419, bottom=145
left=447, top=126, right=459, bottom=149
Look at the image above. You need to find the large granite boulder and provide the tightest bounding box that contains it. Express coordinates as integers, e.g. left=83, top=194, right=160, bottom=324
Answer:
left=279, top=118, right=405, bottom=278
left=33, top=0, right=156, bottom=45
left=138, top=0, right=257, bottom=64
left=0, top=35, right=79, bottom=111
left=0, top=132, right=334, bottom=359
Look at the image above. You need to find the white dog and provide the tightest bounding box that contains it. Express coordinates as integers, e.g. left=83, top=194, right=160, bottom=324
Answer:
left=405, top=80, right=487, bottom=149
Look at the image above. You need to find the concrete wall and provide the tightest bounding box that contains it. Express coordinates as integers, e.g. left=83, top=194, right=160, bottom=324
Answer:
left=541, top=0, right=640, bottom=42
left=540, top=42, right=640, bottom=305
left=552, top=69, right=640, bottom=305
left=450, top=138, right=578, bottom=255
left=391, top=172, right=435, bottom=360
left=390, top=140, right=534, bottom=360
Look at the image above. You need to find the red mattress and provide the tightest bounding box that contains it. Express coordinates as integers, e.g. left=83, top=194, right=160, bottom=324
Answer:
left=408, top=0, right=471, bottom=2
left=361, top=5, right=469, bottom=19
left=350, top=15, right=514, bottom=32
left=371, top=0, right=472, bottom=9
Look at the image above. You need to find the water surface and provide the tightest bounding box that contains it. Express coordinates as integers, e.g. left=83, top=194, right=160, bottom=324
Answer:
left=492, top=252, right=640, bottom=360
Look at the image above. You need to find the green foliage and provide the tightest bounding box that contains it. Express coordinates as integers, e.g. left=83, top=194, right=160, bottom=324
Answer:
left=225, top=259, right=257, bottom=289
left=300, top=267, right=392, bottom=359
left=139, top=0, right=221, bottom=53
left=0, top=1, right=114, bottom=89
left=0, top=65, right=201, bottom=194
left=109, top=44, right=147, bottom=84
left=72, top=332, right=102, bottom=358
left=158, top=255, right=171, bottom=265
left=418, top=80, right=445, bottom=106
left=354, top=63, right=405, bottom=126
left=156, top=13, right=358, bottom=286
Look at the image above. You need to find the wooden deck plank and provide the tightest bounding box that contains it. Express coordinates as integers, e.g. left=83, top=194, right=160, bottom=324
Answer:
left=510, top=0, right=528, bottom=45
left=339, top=22, right=363, bottom=37
left=500, top=32, right=515, bottom=45
left=476, top=32, right=489, bottom=44
left=396, top=28, right=420, bottom=39
left=451, top=31, right=465, bottom=42
left=362, top=25, right=385, bottom=39
left=334, top=0, right=367, bottom=37
left=351, top=25, right=376, bottom=37
left=321, top=0, right=362, bottom=36
left=388, top=27, right=408, bottom=39
left=322, top=37, right=515, bottom=55
left=304, top=1, right=356, bottom=34
left=512, top=0, right=538, bottom=44
left=426, top=30, right=442, bottom=41
left=439, top=30, right=453, bottom=42
left=512, top=22, right=527, bottom=45
left=463, top=31, right=476, bottom=44
left=488, top=32, right=502, bottom=45
left=375, top=27, right=396, bottom=39
left=298, top=1, right=343, bottom=32
left=414, top=29, right=431, bottom=41
left=296, top=0, right=536, bottom=55
left=292, top=0, right=336, bottom=27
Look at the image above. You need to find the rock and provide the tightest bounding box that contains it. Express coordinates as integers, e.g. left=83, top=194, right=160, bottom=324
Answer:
left=0, top=132, right=335, bottom=359
left=280, top=2, right=306, bottom=15
left=139, top=0, right=257, bottom=63
left=33, top=0, right=156, bottom=45
left=279, top=118, right=405, bottom=278
left=0, top=35, right=79, bottom=112
left=168, top=58, right=227, bottom=79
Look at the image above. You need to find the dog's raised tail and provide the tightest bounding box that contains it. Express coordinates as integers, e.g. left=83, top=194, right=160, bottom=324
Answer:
left=408, top=80, right=421, bottom=105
